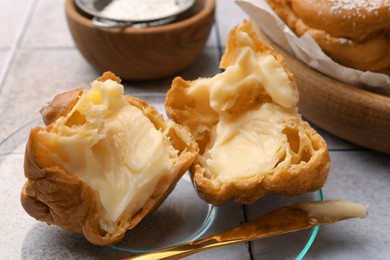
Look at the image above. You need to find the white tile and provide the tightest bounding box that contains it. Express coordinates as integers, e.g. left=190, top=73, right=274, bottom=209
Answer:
left=21, top=0, right=75, bottom=48
left=0, top=46, right=221, bottom=141
left=310, top=123, right=360, bottom=151
left=306, top=151, right=390, bottom=259
left=185, top=201, right=250, bottom=259
left=0, top=0, right=34, bottom=47
left=123, top=47, right=221, bottom=95
left=216, top=0, right=248, bottom=46
left=179, top=47, right=221, bottom=79
left=1, top=0, right=386, bottom=259
left=0, top=50, right=10, bottom=78
left=246, top=151, right=390, bottom=259
left=0, top=49, right=97, bottom=141
left=0, top=112, right=247, bottom=260
left=205, top=24, right=218, bottom=47
left=246, top=191, right=323, bottom=259
left=0, top=46, right=221, bottom=139
left=305, top=122, right=367, bottom=152
left=0, top=152, right=129, bottom=260
left=0, top=154, right=37, bottom=259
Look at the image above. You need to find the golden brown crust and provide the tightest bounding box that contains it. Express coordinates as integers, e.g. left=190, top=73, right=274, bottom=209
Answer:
left=165, top=77, right=219, bottom=153
left=266, top=0, right=390, bottom=74
left=221, top=18, right=297, bottom=108
left=290, top=0, right=390, bottom=41
left=165, top=20, right=330, bottom=205
left=22, top=152, right=102, bottom=234
left=39, top=72, right=120, bottom=126
left=96, top=71, right=122, bottom=83
left=221, top=19, right=293, bottom=77
left=40, top=88, right=84, bottom=126
left=21, top=74, right=198, bottom=245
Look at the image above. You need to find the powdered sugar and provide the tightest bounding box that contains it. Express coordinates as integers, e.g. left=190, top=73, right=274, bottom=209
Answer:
left=100, top=0, right=181, bottom=21
left=338, top=37, right=353, bottom=44
left=326, top=0, right=389, bottom=26
left=328, top=0, right=387, bottom=14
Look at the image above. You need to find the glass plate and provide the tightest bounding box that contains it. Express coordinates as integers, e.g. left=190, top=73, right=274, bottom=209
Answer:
left=111, top=174, right=217, bottom=253
left=0, top=93, right=217, bottom=255
left=0, top=93, right=322, bottom=259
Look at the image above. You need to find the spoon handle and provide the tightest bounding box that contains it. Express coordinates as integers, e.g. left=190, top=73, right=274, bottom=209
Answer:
left=126, top=200, right=367, bottom=260
left=128, top=236, right=238, bottom=260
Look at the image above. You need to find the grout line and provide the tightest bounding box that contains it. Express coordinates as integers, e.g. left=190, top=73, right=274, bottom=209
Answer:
left=242, top=205, right=255, bottom=260
left=328, top=148, right=368, bottom=152
left=214, top=17, right=224, bottom=62
left=0, top=0, right=39, bottom=94
left=18, top=46, right=77, bottom=51
left=0, top=117, right=39, bottom=147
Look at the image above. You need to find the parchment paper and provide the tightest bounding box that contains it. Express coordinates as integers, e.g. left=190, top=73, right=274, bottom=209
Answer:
left=235, top=0, right=390, bottom=92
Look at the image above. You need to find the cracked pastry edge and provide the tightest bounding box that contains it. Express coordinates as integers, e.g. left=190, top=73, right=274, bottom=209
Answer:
left=21, top=72, right=199, bottom=245
left=165, top=20, right=331, bottom=206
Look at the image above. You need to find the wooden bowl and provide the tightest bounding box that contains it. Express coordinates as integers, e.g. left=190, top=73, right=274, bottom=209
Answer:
left=65, top=0, right=215, bottom=81
left=258, top=31, right=390, bottom=155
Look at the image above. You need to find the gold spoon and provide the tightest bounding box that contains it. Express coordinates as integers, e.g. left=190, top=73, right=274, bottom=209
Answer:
left=124, top=200, right=367, bottom=260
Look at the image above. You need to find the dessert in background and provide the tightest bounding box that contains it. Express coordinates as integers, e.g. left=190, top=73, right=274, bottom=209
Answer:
left=265, top=0, right=390, bottom=74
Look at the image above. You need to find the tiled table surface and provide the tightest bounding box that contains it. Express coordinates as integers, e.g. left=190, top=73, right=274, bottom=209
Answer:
left=0, top=0, right=389, bottom=259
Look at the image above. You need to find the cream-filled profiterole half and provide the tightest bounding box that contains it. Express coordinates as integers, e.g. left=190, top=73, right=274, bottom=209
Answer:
left=165, top=20, right=331, bottom=205
left=21, top=72, right=198, bottom=245
left=265, top=0, right=390, bottom=74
